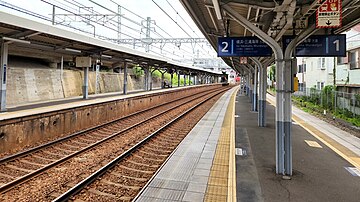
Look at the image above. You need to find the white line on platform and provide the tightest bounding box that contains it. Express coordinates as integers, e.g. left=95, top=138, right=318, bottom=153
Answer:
left=304, top=140, right=323, bottom=148
left=344, top=167, right=360, bottom=177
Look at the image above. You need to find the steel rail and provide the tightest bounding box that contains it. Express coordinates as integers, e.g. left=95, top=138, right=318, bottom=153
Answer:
left=0, top=86, right=219, bottom=164
left=0, top=87, right=223, bottom=193
left=53, top=87, right=230, bottom=201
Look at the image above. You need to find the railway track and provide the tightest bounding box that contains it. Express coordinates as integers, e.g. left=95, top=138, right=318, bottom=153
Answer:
left=55, top=86, right=227, bottom=201
left=0, top=86, right=230, bottom=201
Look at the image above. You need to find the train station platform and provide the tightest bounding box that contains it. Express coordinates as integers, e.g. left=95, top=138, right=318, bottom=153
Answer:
left=0, top=87, right=168, bottom=121
left=136, top=87, right=360, bottom=202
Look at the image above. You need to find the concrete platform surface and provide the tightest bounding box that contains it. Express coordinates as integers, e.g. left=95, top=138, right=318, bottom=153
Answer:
left=236, top=92, right=360, bottom=202
left=135, top=87, right=238, bottom=202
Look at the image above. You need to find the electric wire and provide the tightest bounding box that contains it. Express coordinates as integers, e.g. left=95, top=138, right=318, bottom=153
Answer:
left=151, top=0, right=192, bottom=38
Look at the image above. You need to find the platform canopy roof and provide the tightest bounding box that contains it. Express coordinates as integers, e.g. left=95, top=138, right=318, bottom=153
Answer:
left=0, top=11, right=222, bottom=76
left=180, top=0, right=360, bottom=72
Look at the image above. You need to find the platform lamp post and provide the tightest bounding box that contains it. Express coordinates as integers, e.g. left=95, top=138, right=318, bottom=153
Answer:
left=76, top=57, right=91, bottom=100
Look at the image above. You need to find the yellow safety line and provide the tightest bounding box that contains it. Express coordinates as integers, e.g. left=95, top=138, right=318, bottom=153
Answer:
left=228, top=87, right=238, bottom=202
left=205, top=87, right=238, bottom=202
left=267, top=97, right=360, bottom=169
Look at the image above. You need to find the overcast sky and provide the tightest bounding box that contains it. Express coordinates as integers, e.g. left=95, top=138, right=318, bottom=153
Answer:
left=0, top=0, right=216, bottom=60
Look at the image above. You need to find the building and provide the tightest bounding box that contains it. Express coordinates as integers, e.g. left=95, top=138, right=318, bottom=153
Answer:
left=296, top=24, right=360, bottom=92
left=336, top=25, right=360, bottom=94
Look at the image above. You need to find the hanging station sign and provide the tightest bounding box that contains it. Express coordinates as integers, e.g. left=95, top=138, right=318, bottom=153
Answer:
left=282, top=34, right=346, bottom=57
left=217, top=36, right=272, bottom=57
left=316, top=0, right=342, bottom=28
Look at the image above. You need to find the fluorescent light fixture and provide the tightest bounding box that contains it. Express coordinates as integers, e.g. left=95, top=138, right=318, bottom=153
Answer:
left=64, top=48, right=81, bottom=53
left=212, top=0, right=222, bottom=20
left=141, top=62, right=148, bottom=65
left=125, top=58, right=133, bottom=62
left=101, top=54, right=112, bottom=58
left=2, top=37, right=31, bottom=44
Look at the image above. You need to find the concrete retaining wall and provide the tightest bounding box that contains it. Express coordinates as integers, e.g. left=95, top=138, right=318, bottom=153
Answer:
left=0, top=84, right=219, bottom=154
left=7, top=67, right=159, bottom=106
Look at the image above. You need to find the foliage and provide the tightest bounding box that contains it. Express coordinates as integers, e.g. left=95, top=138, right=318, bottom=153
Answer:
left=132, top=66, right=144, bottom=78
left=321, top=85, right=334, bottom=110
left=151, top=69, right=192, bottom=86
left=268, top=65, right=276, bottom=87
left=292, top=86, right=360, bottom=127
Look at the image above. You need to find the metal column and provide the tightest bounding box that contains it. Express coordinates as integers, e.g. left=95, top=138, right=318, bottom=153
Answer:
left=144, top=66, right=149, bottom=91
left=170, top=72, right=174, bottom=87
left=123, top=62, right=127, bottom=95
left=251, top=58, right=266, bottom=126
left=245, top=75, right=249, bottom=96
left=95, top=62, right=100, bottom=94
left=150, top=69, right=155, bottom=91
left=224, top=4, right=288, bottom=175
left=0, top=42, right=8, bottom=111
left=259, top=65, right=267, bottom=127
left=177, top=71, right=180, bottom=87
left=253, top=65, right=258, bottom=111
left=161, top=71, right=165, bottom=88
left=184, top=74, right=186, bottom=86
left=83, top=67, right=89, bottom=99
left=248, top=70, right=253, bottom=103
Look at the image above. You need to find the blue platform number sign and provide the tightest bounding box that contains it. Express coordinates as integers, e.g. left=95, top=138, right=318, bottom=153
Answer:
left=218, top=37, right=272, bottom=57
left=282, top=34, right=346, bottom=57
left=218, top=38, right=234, bottom=57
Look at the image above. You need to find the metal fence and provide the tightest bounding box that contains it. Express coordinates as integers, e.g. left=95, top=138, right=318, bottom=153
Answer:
left=293, top=88, right=360, bottom=117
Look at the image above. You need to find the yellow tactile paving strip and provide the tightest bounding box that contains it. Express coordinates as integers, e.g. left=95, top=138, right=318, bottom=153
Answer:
left=205, top=87, right=238, bottom=202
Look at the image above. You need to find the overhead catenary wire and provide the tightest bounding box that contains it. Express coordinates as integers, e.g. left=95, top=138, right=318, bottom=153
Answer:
left=0, top=0, right=216, bottom=60
left=151, top=0, right=192, bottom=38
left=165, top=0, right=200, bottom=38
left=41, top=0, right=138, bottom=39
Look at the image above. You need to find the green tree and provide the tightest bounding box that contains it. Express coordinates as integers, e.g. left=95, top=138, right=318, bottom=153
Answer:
left=269, top=64, right=276, bottom=87
left=132, top=65, right=144, bottom=79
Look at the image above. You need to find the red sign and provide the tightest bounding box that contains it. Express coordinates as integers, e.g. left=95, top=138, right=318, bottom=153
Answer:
left=316, top=0, right=342, bottom=28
